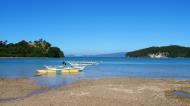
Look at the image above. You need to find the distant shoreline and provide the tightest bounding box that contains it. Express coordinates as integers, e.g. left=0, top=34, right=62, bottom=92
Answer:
left=0, top=57, right=64, bottom=58
left=0, top=56, right=190, bottom=59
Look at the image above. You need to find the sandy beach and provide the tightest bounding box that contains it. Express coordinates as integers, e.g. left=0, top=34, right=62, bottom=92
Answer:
left=0, top=78, right=42, bottom=100
left=0, top=77, right=190, bottom=106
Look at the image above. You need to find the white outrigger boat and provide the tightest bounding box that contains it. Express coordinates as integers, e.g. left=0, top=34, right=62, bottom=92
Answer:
left=62, top=61, right=98, bottom=70
left=36, top=61, right=99, bottom=75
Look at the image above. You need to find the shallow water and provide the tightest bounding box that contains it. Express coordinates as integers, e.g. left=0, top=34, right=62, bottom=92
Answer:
left=0, top=57, right=190, bottom=88
left=175, top=91, right=190, bottom=98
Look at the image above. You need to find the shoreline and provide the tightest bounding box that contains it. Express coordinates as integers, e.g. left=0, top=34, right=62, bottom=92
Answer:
left=0, top=57, right=190, bottom=58
left=0, top=57, right=64, bottom=58
left=0, top=77, right=190, bottom=106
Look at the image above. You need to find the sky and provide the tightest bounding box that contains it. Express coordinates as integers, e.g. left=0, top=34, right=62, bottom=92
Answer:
left=0, top=0, right=190, bottom=55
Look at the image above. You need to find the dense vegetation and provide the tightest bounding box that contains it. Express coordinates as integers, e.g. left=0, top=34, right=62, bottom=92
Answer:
left=0, top=39, right=64, bottom=57
left=126, top=45, right=190, bottom=58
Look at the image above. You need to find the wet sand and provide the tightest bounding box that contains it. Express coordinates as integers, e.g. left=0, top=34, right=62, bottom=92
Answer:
left=0, top=77, right=190, bottom=106
left=0, top=78, right=42, bottom=100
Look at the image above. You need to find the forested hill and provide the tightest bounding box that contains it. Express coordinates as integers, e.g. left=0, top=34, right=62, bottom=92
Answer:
left=126, top=45, right=190, bottom=58
left=0, top=39, right=64, bottom=58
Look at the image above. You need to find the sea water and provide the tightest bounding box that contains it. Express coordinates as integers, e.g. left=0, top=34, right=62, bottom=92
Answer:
left=0, top=57, right=190, bottom=88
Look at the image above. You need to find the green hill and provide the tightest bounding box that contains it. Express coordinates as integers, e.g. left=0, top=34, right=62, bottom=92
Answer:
left=0, top=39, right=64, bottom=58
left=126, top=45, right=190, bottom=58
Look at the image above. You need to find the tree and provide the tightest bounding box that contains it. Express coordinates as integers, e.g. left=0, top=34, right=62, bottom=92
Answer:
left=0, top=39, right=64, bottom=57
left=0, top=40, right=7, bottom=46
left=47, top=47, right=64, bottom=57
left=186, top=51, right=190, bottom=57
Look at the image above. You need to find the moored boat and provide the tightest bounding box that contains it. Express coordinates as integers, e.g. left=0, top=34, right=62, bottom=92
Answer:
left=36, top=66, right=80, bottom=76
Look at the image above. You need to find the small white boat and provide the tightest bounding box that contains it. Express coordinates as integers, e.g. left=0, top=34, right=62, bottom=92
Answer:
left=37, top=61, right=98, bottom=75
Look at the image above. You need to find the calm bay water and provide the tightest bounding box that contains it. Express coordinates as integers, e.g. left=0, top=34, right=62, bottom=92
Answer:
left=0, top=57, right=190, bottom=88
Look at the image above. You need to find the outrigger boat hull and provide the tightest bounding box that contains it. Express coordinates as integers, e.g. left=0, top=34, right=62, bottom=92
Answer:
left=36, top=68, right=80, bottom=75
left=61, top=68, right=80, bottom=73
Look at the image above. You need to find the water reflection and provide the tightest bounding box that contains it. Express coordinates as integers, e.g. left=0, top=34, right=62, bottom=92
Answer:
left=175, top=91, right=190, bottom=98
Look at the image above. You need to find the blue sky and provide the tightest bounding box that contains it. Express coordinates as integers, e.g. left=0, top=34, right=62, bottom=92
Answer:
left=0, top=0, right=190, bottom=55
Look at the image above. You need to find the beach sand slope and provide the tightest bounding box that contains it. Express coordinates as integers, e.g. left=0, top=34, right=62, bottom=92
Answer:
left=1, top=78, right=190, bottom=106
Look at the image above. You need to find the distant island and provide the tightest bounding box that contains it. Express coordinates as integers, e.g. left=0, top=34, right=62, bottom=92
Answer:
left=0, top=39, right=64, bottom=58
left=126, top=45, right=190, bottom=58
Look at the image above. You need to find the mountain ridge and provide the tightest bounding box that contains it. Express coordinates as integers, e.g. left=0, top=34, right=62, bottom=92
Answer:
left=66, top=52, right=126, bottom=57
